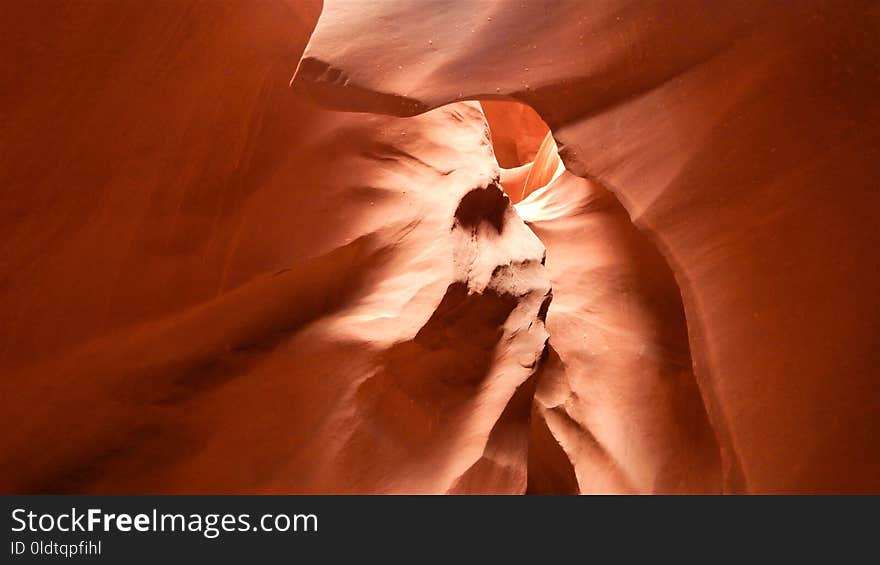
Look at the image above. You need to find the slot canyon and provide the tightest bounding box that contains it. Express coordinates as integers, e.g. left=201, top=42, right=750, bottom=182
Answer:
left=1, top=0, right=878, bottom=493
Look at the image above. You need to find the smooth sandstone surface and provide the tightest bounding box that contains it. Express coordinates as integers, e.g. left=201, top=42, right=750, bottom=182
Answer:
left=517, top=172, right=721, bottom=493
left=1, top=1, right=550, bottom=493
left=1, top=0, right=878, bottom=494
left=294, top=0, right=880, bottom=492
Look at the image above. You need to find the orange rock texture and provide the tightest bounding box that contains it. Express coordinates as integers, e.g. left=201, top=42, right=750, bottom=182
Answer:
left=1, top=0, right=878, bottom=493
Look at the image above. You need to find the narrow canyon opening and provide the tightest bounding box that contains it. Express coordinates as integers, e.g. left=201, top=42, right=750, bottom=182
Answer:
left=480, top=101, right=564, bottom=204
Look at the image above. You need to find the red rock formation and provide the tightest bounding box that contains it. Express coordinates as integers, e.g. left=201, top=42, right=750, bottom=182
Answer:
left=517, top=172, right=721, bottom=493
left=0, top=0, right=552, bottom=493
left=2, top=0, right=878, bottom=494
left=294, top=0, right=880, bottom=493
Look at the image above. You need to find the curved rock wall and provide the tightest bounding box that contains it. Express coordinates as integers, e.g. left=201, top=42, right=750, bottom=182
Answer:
left=1, top=1, right=550, bottom=493
left=294, top=0, right=880, bottom=493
